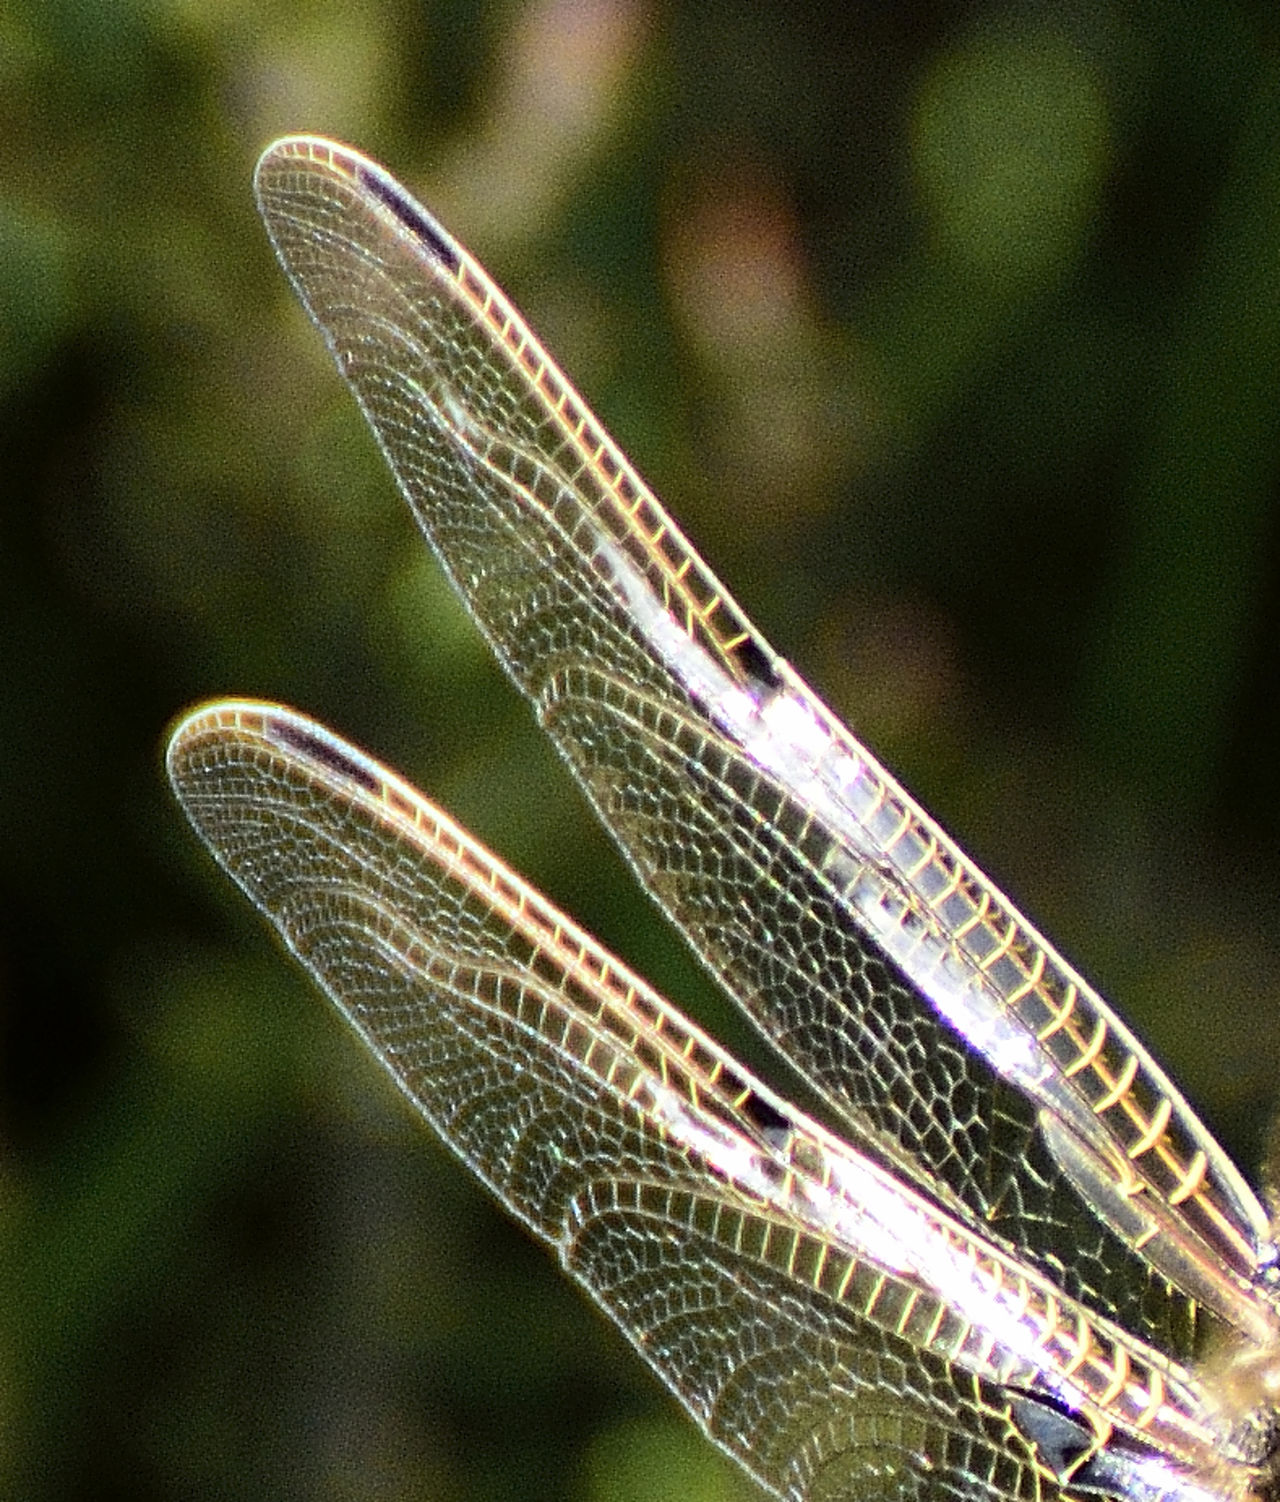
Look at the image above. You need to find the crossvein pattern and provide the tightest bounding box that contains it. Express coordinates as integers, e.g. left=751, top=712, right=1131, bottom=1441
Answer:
left=167, top=137, right=1280, bottom=1502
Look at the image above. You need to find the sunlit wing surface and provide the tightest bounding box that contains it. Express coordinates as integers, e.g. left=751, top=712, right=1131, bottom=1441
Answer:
left=168, top=137, right=1280, bottom=1502
left=167, top=701, right=1216, bottom=1502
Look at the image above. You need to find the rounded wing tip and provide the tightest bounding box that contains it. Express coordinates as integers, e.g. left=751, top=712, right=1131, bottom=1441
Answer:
left=253, top=135, right=367, bottom=193
left=252, top=134, right=463, bottom=281
left=164, top=698, right=276, bottom=781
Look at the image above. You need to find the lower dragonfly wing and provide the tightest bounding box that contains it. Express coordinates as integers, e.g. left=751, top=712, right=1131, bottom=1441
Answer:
left=249, top=136, right=1272, bottom=1354
left=167, top=701, right=1221, bottom=1502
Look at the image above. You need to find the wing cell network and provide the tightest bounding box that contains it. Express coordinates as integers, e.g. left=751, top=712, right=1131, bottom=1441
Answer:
left=164, top=136, right=1280, bottom=1502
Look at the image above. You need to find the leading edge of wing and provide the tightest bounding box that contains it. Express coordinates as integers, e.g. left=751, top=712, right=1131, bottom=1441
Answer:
left=166, top=699, right=1220, bottom=1498
left=249, top=135, right=1274, bottom=1327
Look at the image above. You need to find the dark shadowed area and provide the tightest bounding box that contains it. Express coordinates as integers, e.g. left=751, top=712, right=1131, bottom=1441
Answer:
left=5, top=3, right=1280, bottom=1499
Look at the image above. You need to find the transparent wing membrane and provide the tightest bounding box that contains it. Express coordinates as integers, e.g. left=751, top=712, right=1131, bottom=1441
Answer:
left=168, top=702, right=1215, bottom=1502
left=167, top=137, right=1280, bottom=1502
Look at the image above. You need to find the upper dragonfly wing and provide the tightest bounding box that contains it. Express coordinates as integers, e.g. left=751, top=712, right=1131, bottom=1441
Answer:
left=251, top=136, right=1274, bottom=1358
left=166, top=701, right=1220, bottom=1502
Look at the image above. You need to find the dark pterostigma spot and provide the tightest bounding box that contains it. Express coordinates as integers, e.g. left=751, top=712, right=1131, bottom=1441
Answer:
left=271, top=718, right=381, bottom=795
left=732, top=633, right=783, bottom=693
left=357, top=162, right=460, bottom=273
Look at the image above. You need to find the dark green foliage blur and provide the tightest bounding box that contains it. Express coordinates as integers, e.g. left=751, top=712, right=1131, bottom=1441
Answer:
left=6, top=2, right=1280, bottom=1499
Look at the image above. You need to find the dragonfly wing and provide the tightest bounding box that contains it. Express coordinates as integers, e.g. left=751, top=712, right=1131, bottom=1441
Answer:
left=167, top=702, right=1220, bottom=1502
left=250, top=137, right=1273, bottom=1357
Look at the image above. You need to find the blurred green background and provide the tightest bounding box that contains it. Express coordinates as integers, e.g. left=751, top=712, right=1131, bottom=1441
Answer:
left=6, top=1, right=1280, bottom=1499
